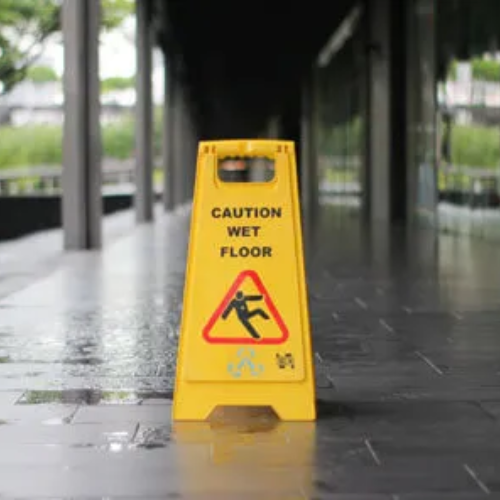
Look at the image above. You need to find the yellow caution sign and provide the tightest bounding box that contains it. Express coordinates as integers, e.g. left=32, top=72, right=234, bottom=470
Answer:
left=173, top=139, right=316, bottom=421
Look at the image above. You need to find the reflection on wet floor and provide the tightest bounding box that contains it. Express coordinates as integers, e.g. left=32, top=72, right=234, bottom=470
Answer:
left=4, top=203, right=500, bottom=496
left=173, top=407, right=316, bottom=499
left=0, top=219, right=187, bottom=394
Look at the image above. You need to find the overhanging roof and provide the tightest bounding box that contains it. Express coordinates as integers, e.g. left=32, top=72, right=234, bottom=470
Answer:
left=153, top=0, right=357, bottom=137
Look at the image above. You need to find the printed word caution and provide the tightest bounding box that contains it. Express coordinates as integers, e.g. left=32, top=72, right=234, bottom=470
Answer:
left=212, top=205, right=282, bottom=259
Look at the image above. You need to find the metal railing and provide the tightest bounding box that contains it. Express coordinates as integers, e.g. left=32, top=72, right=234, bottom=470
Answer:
left=2, top=156, right=500, bottom=208
left=0, top=158, right=162, bottom=196
left=439, top=164, right=500, bottom=208
left=318, top=155, right=500, bottom=208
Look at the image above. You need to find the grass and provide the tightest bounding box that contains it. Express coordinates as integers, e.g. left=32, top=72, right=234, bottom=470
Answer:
left=321, top=120, right=500, bottom=170
left=0, top=126, right=62, bottom=168
left=322, top=169, right=358, bottom=183
left=1, top=117, right=500, bottom=173
left=0, top=107, right=163, bottom=169
left=450, top=124, right=500, bottom=168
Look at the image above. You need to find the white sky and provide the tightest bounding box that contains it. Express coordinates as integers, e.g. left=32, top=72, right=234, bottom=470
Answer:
left=38, top=15, right=165, bottom=101
left=43, top=16, right=163, bottom=80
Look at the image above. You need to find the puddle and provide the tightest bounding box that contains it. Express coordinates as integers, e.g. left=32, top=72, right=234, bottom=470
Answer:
left=72, top=442, right=129, bottom=452
left=17, top=389, right=172, bottom=405
left=71, top=430, right=132, bottom=451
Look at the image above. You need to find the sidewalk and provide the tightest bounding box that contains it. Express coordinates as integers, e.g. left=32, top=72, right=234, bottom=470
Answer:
left=1, top=202, right=500, bottom=498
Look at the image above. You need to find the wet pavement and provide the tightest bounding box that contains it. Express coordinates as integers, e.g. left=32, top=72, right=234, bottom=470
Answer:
left=2, top=200, right=500, bottom=498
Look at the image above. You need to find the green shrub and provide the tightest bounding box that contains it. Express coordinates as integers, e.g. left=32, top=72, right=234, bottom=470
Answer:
left=320, top=118, right=499, bottom=170
left=446, top=58, right=500, bottom=82
left=451, top=124, right=499, bottom=167
left=26, top=65, right=59, bottom=83
left=471, top=58, right=500, bottom=82
left=101, top=117, right=134, bottom=159
left=1, top=111, right=498, bottom=171
left=101, top=76, right=134, bottom=93
left=447, top=60, right=457, bottom=80
left=0, top=107, right=164, bottom=169
left=0, top=126, right=62, bottom=168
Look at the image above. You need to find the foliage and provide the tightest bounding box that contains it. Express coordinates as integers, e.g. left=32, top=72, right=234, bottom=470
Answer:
left=450, top=124, right=499, bottom=167
left=320, top=116, right=362, bottom=156
left=1, top=111, right=498, bottom=175
left=0, top=108, right=163, bottom=169
left=26, top=65, right=58, bottom=83
left=101, top=76, right=134, bottom=93
left=0, top=0, right=133, bottom=94
left=471, top=59, right=500, bottom=82
left=320, top=118, right=500, bottom=169
left=447, top=61, right=457, bottom=80
left=0, top=0, right=59, bottom=93
left=447, top=58, right=500, bottom=82
left=101, top=0, right=134, bottom=29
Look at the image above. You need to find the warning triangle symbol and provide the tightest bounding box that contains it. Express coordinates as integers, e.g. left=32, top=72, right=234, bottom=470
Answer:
left=203, top=270, right=289, bottom=345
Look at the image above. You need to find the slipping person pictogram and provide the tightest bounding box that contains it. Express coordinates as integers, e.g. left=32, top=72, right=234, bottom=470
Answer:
left=221, top=290, right=270, bottom=340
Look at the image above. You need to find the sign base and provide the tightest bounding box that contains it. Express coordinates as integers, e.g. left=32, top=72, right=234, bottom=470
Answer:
left=173, top=382, right=316, bottom=421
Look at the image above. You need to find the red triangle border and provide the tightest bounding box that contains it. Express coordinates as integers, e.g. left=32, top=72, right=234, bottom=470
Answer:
left=202, top=270, right=289, bottom=345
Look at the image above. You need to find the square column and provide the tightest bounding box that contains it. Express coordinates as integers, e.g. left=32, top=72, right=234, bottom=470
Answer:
left=368, top=0, right=391, bottom=223
left=172, top=70, right=185, bottom=207
left=367, top=0, right=408, bottom=224
left=61, top=0, right=102, bottom=250
left=162, top=53, right=175, bottom=211
left=184, top=106, right=197, bottom=201
left=300, top=71, right=319, bottom=225
left=135, top=0, right=154, bottom=222
left=267, top=116, right=282, bottom=138
left=180, top=89, right=190, bottom=202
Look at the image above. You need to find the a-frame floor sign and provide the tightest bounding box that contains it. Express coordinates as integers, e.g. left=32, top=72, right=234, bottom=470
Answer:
left=173, top=140, right=316, bottom=421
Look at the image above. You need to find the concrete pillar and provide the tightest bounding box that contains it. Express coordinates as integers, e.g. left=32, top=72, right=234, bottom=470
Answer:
left=267, top=116, right=282, bottom=138
left=406, top=0, right=437, bottom=226
left=389, top=0, right=408, bottom=223
left=162, top=53, right=175, bottom=211
left=360, top=4, right=371, bottom=220
left=180, top=90, right=190, bottom=202
left=185, top=106, right=197, bottom=200
left=172, top=66, right=185, bottom=207
left=300, top=71, right=319, bottom=225
left=367, top=0, right=407, bottom=224
left=368, top=0, right=391, bottom=223
left=61, top=0, right=102, bottom=250
left=135, top=0, right=154, bottom=222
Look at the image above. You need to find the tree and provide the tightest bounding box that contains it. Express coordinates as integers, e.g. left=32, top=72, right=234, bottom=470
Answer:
left=0, top=0, right=133, bottom=94
left=26, top=65, right=59, bottom=83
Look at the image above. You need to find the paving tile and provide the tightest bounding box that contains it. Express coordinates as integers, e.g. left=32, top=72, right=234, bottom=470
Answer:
left=399, top=495, right=500, bottom=499
left=311, top=496, right=391, bottom=500
left=1, top=204, right=500, bottom=497
left=0, top=464, right=181, bottom=497
left=0, top=422, right=136, bottom=445
left=72, top=404, right=172, bottom=424
left=0, top=403, right=77, bottom=424
left=313, top=465, right=476, bottom=495
left=479, top=401, right=500, bottom=420
left=0, top=391, right=22, bottom=405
